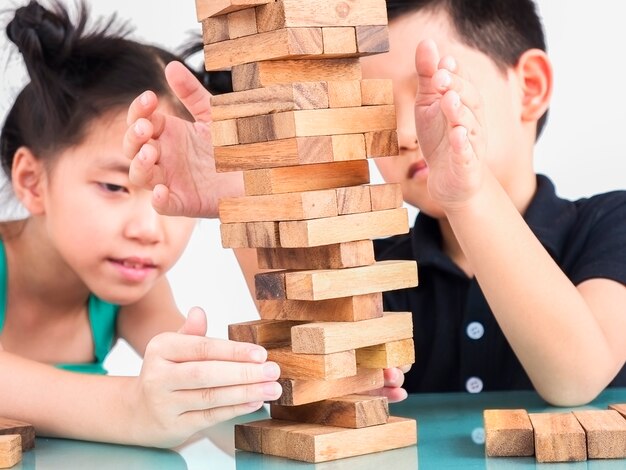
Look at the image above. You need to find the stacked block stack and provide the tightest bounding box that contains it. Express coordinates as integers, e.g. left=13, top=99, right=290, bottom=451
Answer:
left=195, top=0, right=419, bottom=463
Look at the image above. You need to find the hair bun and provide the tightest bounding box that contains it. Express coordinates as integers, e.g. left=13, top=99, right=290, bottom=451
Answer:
left=7, top=1, right=75, bottom=68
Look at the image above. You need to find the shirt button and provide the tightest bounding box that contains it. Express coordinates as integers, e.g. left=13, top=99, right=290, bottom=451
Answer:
left=466, top=376, right=483, bottom=393
left=466, top=321, right=484, bottom=340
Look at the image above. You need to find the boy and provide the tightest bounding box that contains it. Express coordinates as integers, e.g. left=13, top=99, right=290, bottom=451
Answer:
left=124, top=0, right=626, bottom=406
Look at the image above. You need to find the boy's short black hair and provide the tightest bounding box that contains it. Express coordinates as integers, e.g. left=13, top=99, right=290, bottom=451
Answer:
left=386, top=0, right=548, bottom=138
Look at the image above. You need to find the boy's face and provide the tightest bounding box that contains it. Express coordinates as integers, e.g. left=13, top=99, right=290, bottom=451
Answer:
left=361, top=9, right=529, bottom=218
left=41, top=108, right=195, bottom=305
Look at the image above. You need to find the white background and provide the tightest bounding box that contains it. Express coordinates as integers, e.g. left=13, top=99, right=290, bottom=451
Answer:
left=1, top=0, right=625, bottom=463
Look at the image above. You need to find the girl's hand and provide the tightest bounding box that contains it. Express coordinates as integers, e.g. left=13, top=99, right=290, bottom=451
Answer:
left=414, top=39, right=487, bottom=212
left=123, top=61, right=243, bottom=218
left=127, top=308, right=281, bottom=448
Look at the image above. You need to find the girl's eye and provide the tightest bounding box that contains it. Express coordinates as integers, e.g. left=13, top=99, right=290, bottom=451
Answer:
left=99, top=183, right=127, bottom=193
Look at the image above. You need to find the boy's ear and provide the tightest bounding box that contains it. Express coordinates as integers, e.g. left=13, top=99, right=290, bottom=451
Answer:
left=11, top=147, right=47, bottom=215
left=516, top=49, right=553, bottom=124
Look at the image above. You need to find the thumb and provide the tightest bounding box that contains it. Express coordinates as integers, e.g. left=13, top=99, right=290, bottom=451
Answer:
left=178, top=306, right=208, bottom=336
left=165, top=61, right=213, bottom=124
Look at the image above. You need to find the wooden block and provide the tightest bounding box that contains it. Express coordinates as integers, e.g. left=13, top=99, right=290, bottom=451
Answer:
left=279, top=207, right=409, bottom=247
left=336, top=185, right=371, bottom=215
left=218, top=189, right=338, bottom=223
left=609, top=403, right=626, bottom=419
left=211, top=82, right=329, bottom=122
left=573, top=410, right=626, bottom=459
left=361, top=79, right=394, bottom=105
left=235, top=416, right=416, bottom=462
left=231, top=58, right=362, bottom=91
left=356, top=25, right=390, bottom=54
left=255, top=0, right=388, bottom=31
left=365, top=129, right=399, bottom=157
left=369, top=183, right=403, bottom=211
left=282, top=260, right=418, bottom=301
left=331, top=133, right=367, bottom=161
left=291, top=312, right=413, bottom=354
left=255, top=271, right=287, bottom=300
left=267, top=347, right=357, bottom=380
left=0, top=435, right=21, bottom=469
left=204, top=28, right=323, bottom=71
left=327, top=80, right=362, bottom=108
left=483, top=409, right=534, bottom=457
left=258, top=293, right=383, bottom=322
left=270, top=394, right=389, bottom=428
left=201, top=16, right=229, bottom=44
left=356, top=339, right=415, bottom=369
left=227, top=8, right=257, bottom=39
left=322, top=27, right=357, bottom=55
left=257, top=240, right=375, bottom=270
left=276, top=368, right=383, bottom=405
left=220, top=221, right=280, bottom=248
left=243, top=160, right=370, bottom=196
left=211, top=119, right=238, bottom=147
left=0, top=418, right=34, bottom=450
left=195, top=0, right=270, bottom=21
left=528, top=412, right=587, bottom=463
left=234, top=105, right=396, bottom=144
left=228, top=319, right=303, bottom=347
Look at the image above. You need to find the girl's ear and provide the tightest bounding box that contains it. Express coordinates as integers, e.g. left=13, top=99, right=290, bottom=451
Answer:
left=11, top=147, right=47, bottom=215
left=515, top=48, right=553, bottom=124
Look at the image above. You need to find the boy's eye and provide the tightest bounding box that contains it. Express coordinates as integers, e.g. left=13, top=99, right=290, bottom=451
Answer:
left=99, top=183, right=127, bottom=193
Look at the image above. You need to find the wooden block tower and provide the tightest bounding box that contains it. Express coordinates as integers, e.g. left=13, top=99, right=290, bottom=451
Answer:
left=195, top=0, right=419, bottom=463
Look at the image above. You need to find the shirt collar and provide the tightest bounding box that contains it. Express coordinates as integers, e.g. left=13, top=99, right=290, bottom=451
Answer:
left=411, top=174, right=576, bottom=274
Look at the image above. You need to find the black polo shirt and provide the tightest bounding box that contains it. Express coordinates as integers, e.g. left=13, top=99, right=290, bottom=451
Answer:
left=374, top=175, right=626, bottom=394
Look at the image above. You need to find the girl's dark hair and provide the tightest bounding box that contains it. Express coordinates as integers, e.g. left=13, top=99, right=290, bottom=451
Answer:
left=386, top=0, right=549, bottom=138
left=0, top=0, right=217, bottom=177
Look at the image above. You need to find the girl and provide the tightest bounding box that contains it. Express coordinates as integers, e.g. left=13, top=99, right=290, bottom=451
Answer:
left=0, top=1, right=281, bottom=448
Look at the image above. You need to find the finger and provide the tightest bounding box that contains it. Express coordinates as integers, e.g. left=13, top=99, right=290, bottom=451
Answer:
left=174, top=381, right=282, bottom=413
left=415, top=39, right=441, bottom=101
left=181, top=401, right=268, bottom=430
left=127, top=90, right=158, bottom=125
left=123, top=118, right=154, bottom=162
left=432, top=68, right=482, bottom=112
left=364, top=386, right=408, bottom=403
left=129, top=143, right=160, bottom=189
left=147, top=334, right=268, bottom=364
left=178, top=307, right=208, bottom=336
left=151, top=184, right=177, bottom=216
left=399, top=364, right=412, bottom=374
left=383, top=367, right=405, bottom=389
left=167, top=360, right=281, bottom=390
left=448, top=125, right=477, bottom=167
left=440, top=90, right=480, bottom=135
left=165, top=61, right=213, bottom=124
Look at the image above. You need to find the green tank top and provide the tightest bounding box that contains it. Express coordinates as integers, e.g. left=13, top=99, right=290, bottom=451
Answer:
left=0, top=239, right=119, bottom=375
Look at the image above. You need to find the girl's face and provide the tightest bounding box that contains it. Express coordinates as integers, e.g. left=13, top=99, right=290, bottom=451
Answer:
left=40, top=108, right=195, bottom=305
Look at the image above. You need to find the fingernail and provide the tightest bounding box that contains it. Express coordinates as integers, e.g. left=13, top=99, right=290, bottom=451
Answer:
left=452, top=93, right=461, bottom=108
left=440, top=71, right=451, bottom=88
left=264, top=362, right=280, bottom=379
left=140, top=92, right=150, bottom=106
left=247, top=401, right=263, bottom=410
left=134, top=121, right=146, bottom=136
left=263, top=382, right=282, bottom=398
left=249, top=348, right=266, bottom=363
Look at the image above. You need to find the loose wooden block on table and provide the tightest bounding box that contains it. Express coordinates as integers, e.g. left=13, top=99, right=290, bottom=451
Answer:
left=483, top=409, right=534, bottom=457
left=291, top=312, right=413, bottom=354
left=218, top=189, right=338, bottom=223
left=276, top=368, right=383, bottom=406
left=258, top=293, right=383, bottom=322
left=257, top=240, right=375, bottom=270
left=234, top=105, right=396, bottom=144
left=235, top=416, right=416, bottom=463
left=279, top=207, right=409, bottom=247
left=356, top=338, right=415, bottom=369
left=231, top=58, right=362, bottom=91
left=573, top=410, right=626, bottom=459
left=0, top=435, right=21, bottom=469
left=214, top=134, right=367, bottom=171
left=255, top=260, right=417, bottom=301
left=211, top=82, right=329, bottom=121
left=267, top=347, right=356, bottom=380
left=220, top=221, right=280, bottom=248
left=255, top=0, right=388, bottom=31
left=270, top=394, right=389, bottom=428
left=243, top=160, right=369, bottom=196
left=195, top=0, right=271, bottom=20
left=528, top=412, right=587, bottom=463
left=228, top=319, right=304, bottom=347
left=0, top=418, right=34, bottom=451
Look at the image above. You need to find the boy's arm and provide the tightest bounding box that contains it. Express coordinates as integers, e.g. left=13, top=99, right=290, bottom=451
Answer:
left=417, top=39, right=626, bottom=406
left=0, top=310, right=282, bottom=447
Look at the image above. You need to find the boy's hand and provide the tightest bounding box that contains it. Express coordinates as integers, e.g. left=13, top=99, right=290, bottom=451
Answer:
left=123, top=61, right=243, bottom=218
left=374, top=366, right=410, bottom=403
left=128, top=307, right=281, bottom=448
left=414, top=39, right=487, bottom=212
